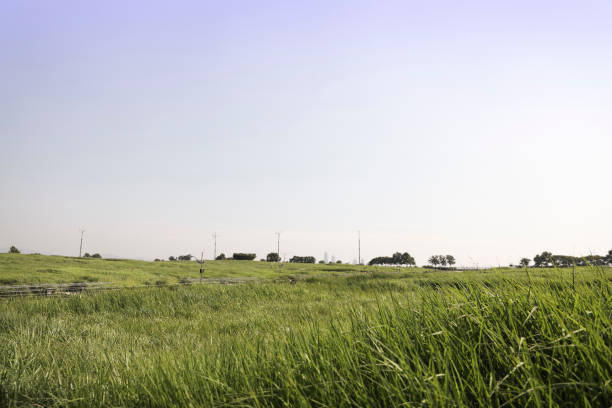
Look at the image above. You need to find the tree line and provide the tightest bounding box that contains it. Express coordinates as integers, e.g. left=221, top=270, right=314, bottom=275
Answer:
left=427, top=255, right=456, bottom=267
left=520, top=250, right=612, bottom=267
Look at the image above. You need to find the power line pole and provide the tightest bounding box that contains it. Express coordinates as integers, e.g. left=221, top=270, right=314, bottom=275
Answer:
left=275, top=232, right=281, bottom=274
left=212, top=233, right=217, bottom=259
left=79, top=230, right=84, bottom=258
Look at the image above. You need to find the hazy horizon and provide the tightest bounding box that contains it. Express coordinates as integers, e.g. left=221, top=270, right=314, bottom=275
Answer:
left=2, top=1, right=611, bottom=266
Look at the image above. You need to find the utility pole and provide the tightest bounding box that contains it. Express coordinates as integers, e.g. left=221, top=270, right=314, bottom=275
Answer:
left=275, top=232, right=281, bottom=274
left=358, top=230, right=361, bottom=265
left=79, top=230, right=84, bottom=258
left=212, top=233, right=217, bottom=259
left=275, top=232, right=280, bottom=258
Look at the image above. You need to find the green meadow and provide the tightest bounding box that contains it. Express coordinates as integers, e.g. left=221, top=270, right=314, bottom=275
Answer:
left=0, top=255, right=610, bottom=407
left=0, top=253, right=378, bottom=287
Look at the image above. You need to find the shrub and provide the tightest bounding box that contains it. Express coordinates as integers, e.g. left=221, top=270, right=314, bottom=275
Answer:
left=215, top=253, right=226, bottom=260
left=92, top=253, right=101, bottom=259
left=9, top=246, right=20, bottom=254
left=266, top=252, right=281, bottom=262
left=369, top=252, right=416, bottom=266
left=232, top=253, right=256, bottom=261
left=83, top=253, right=91, bottom=258
left=289, top=256, right=316, bottom=264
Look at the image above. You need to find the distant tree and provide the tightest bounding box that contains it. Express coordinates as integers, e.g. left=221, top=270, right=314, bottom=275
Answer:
left=318, top=260, right=325, bottom=264
left=368, top=256, right=393, bottom=265
left=178, top=254, right=193, bottom=261
left=92, top=253, right=101, bottom=259
left=607, top=250, right=612, bottom=265
left=439, top=255, right=448, bottom=267
left=446, top=255, right=456, bottom=267
left=541, top=251, right=553, bottom=266
left=533, top=254, right=542, bottom=267
left=9, top=246, right=20, bottom=254
left=232, top=253, right=256, bottom=260
left=336, top=260, right=342, bottom=264
left=401, top=252, right=416, bottom=266
left=83, top=253, right=91, bottom=258
left=552, top=255, right=577, bottom=267
left=266, top=252, right=281, bottom=262
left=429, top=255, right=440, bottom=266
left=168, top=256, right=176, bottom=261
left=215, top=253, right=226, bottom=260
left=154, top=258, right=161, bottom=262
left=520, top=258, right=531, bottom=267
left=584, top=254, right=606, bottom=266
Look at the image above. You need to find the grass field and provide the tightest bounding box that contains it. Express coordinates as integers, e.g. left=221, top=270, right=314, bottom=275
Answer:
left=0, top=255, right=610, bottom=407
left=0, top=253, right=382, bottom=287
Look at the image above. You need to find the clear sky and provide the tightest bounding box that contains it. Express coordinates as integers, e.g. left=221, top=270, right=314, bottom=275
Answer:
left=1, top=1, right=611, bottom=266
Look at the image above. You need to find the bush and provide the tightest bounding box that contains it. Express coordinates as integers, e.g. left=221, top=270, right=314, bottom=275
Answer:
left=369, top=252, right=416, bottom=266
left=266, top=252, right=281, bottom=262
left=83, top=253, right=91, bottom=258
left=289, top=256, right=316, bottom=264
left=92, top=253, right=101, bottom=259
left=215, top=253, right=226, bottom=260
left=168, top=256, right=176, bottom=261
left=233, top=253, right=256, bottom=261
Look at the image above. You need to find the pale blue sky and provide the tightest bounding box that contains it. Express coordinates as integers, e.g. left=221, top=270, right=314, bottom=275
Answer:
left=1, top=1, right=611, bottom=265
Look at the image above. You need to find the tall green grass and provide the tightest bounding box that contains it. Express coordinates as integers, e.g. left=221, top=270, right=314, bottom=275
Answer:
left=0, top=268, right=610, bottom=407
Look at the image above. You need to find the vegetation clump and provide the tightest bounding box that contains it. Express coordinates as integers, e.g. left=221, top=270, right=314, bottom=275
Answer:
left=427, top=254, right=456, bottom=268
left=289, top=255, right=315, bottom=263
left=266, top=252, right=280, bottom=262
left=369, top=252, right=416, bottom=266
left=529, top=250, right=612, bottom=267
left=232, top=253, right=256, bottom=260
